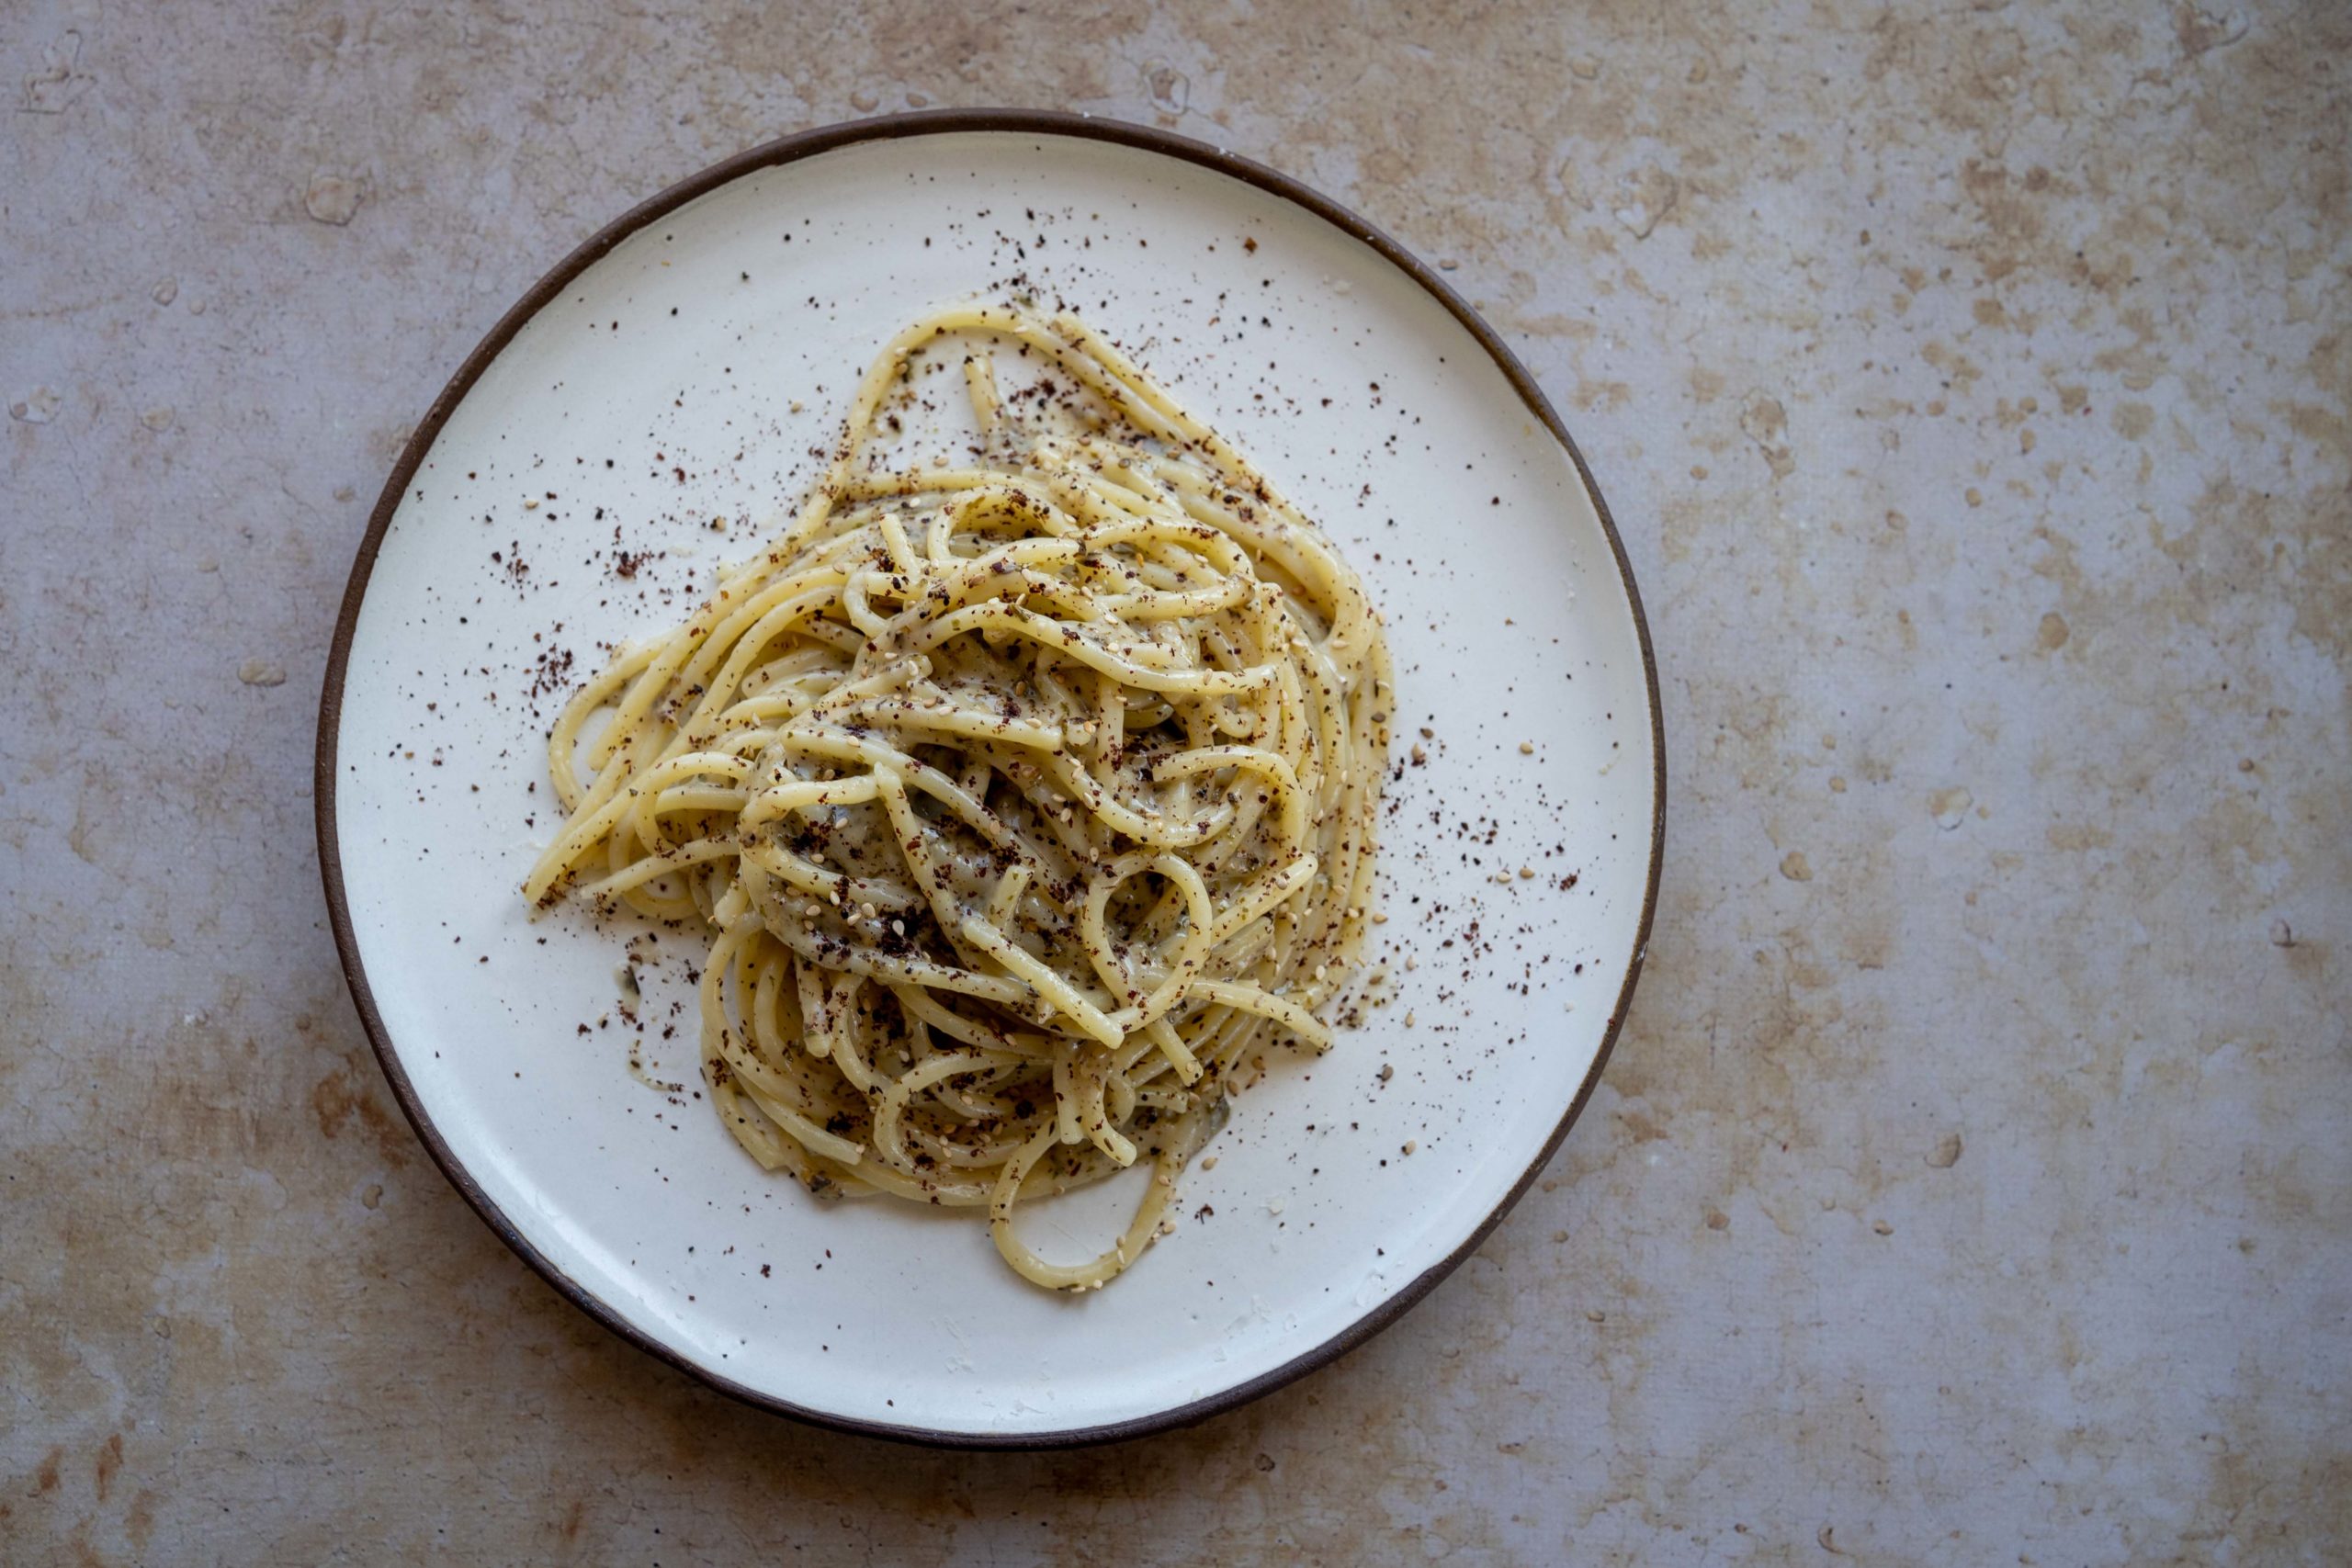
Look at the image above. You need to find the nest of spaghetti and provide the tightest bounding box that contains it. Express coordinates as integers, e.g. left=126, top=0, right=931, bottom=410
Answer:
left=526, top=305, right=1390, bottom=1290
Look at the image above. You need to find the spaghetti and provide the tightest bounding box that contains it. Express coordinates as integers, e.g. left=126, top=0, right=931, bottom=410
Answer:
left=525, top=304, right=1391, bottom=1290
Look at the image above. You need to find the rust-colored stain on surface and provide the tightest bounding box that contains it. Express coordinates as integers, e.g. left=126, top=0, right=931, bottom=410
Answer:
left=2, top=0, right=2346, bottom=1561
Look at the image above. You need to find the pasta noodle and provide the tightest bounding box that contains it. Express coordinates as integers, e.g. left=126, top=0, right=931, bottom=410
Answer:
left=525, top=303, right=1391, bottom=1290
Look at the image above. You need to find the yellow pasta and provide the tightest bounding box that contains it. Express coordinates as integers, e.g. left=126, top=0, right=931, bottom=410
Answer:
left=526, top=304, right=1391, bottom=1290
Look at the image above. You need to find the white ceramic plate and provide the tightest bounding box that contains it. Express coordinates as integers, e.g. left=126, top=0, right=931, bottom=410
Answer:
left=320, top=113, right=1661, bottom=1446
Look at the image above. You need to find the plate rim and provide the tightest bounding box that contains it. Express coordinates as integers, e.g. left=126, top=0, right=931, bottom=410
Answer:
left=313, top=107, right=1666, bottom=1450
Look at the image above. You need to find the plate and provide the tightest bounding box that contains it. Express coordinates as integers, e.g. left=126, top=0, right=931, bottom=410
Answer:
left=319, top=111, right=1662, bottom=1446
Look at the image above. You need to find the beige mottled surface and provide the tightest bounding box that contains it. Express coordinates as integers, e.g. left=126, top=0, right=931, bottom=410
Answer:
left=5, top=0, right=2347, bottom=1562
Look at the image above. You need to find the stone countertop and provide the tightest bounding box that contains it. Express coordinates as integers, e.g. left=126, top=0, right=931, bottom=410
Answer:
left=4, top=2, right=2345, bottom=1562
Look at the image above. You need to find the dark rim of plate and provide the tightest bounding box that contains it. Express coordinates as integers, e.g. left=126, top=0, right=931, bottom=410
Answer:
left=314, top=107, right=1667, bottom=1450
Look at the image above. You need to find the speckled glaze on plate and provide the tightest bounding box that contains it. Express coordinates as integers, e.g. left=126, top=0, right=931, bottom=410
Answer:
left=317, top=111, right=1662, bottom=1448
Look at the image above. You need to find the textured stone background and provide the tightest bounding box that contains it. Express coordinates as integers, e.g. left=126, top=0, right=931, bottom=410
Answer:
left=4, top=0, right=2346, bottom=1562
